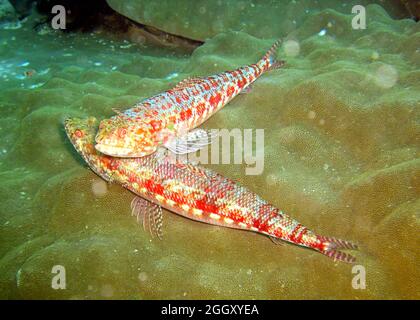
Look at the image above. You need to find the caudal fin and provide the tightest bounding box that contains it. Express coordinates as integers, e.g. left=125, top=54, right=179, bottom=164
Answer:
left=317, top=235, right=358, bottom=264
left=259, top=39, right=285, bottom=72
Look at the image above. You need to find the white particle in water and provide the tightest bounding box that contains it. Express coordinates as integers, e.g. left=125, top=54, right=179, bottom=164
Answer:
left=16, top=268, right=22, bottom=287
left=308, top=110, right=316, bottom=119
left=318, top=29, right=327, bottom=36
left=38, top=68, right=50, bottom=75
left=374, top=64, right=398, bottom=89
left=100, top=284, right=114, bottom=298
left=283, top=40, right=300, bottom=57
left=92, top=179, right=107, bottom=197
left=138, top=272, right=148, bottom=281
left=29, top=83, right=44, bottom=89
left=165, top=72, right=178, bottom=80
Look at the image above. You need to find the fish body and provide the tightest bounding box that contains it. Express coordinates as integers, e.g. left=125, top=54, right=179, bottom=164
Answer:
left=65, top=117, right=358, bottom=263
left=95, top=40, right=284, bottom=157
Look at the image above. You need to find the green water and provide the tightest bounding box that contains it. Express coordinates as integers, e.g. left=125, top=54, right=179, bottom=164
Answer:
left=0, top=2, right=419, bottom=299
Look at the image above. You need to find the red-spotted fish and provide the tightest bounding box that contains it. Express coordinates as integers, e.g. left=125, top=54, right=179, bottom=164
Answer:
left=65, top=117, right=358, bottom=263
left=94, top=40, right=284, bottom=157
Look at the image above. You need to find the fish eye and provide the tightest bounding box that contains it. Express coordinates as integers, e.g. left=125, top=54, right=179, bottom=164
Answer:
left=74, top=129, right=84, bottom=138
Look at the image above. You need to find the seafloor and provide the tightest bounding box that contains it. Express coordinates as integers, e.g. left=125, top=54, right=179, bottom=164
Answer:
left=0, top=3, right=419, bottom=299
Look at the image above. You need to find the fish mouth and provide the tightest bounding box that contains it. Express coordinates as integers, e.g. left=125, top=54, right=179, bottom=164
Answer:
left=95, top=143, right=133, bottom=157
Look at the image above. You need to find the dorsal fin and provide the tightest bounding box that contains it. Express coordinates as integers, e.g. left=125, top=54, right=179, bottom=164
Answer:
left=173, top=76, right=205, bottom=90
left=112, top=108, right=124, bottom=115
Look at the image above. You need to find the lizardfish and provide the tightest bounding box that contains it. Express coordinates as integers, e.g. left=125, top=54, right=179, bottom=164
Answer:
left=65, top=117, right=358, bottom=263
left=94, top=40, right=284, bottom=157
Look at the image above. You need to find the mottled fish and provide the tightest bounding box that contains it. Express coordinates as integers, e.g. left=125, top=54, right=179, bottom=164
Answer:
left=65, top=117, right=358, bottom=263
left=95, top=40, right=284, bottom=157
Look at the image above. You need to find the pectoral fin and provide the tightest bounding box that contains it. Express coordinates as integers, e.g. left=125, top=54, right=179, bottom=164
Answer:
left=163, top=129, right=218, bottom=155
left=131, top=196, right=163, bottom=240
left=240, top=84, right=253, bottom=94
left=270, top=236, right=285, bottom=245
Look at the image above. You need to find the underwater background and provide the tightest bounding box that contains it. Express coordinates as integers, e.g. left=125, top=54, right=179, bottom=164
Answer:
left=0, top=0, right=419, bottom=299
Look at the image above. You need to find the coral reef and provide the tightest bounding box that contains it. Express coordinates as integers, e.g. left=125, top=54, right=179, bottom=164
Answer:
left=106, top=0, right=414, bottom=41
left=0, top=4, right=419, bottom=299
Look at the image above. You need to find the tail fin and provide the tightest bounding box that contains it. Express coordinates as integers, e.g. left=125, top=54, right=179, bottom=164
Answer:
left=259, top=39, right=285, bottom=72
left=317, top=236, right=358, bottom=264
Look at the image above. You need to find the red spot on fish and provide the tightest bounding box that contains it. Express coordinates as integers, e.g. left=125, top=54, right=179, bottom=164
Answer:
left=295, top=228, right=307, bottom=243
left=209, top=93, right=222, bottom=107
left=144, top=179, right=164, bottom=195
left=237, top=79, right=246, bottom=88
left=118, top=128, right=127, bottom=138
left=196, top=103, right=206, bottom=116
left=108, top=158, right=119, bottom=170
left=128, top=172, right=137, bottom=183
left=180, top=108, right=193, bottom=121
left=289, top=224, right=303, bottom=242
left=149, top=120, right=161, bottom=131
left=227, top=86, right=235, bottom=97
left=195, top=198, right=219, bottom=214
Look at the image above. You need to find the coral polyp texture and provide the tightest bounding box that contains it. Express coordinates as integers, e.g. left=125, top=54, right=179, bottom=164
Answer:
left=0, top=3, right=419, bottom=299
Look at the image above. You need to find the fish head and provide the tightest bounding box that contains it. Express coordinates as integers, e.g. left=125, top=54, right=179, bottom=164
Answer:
left=64, top=117, right=98, bottom=151
left=94, top=116, right=158, bottom=157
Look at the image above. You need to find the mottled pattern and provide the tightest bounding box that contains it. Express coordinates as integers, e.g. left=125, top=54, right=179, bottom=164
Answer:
left=66, top=117, right=358, bottom=263
left=94, top=40, right=284, bottom=157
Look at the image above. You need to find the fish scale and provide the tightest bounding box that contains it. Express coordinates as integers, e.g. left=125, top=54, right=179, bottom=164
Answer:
left=65, top=117, right=359, bottom=263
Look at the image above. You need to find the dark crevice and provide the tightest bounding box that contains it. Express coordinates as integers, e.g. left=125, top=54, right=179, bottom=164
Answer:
left=32, top=0, right=203, bottom=52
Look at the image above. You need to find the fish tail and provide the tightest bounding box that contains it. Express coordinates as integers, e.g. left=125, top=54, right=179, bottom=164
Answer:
left=259, top=39, right=285, bottom=72
left=316, top=235, right=358, bottom=263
